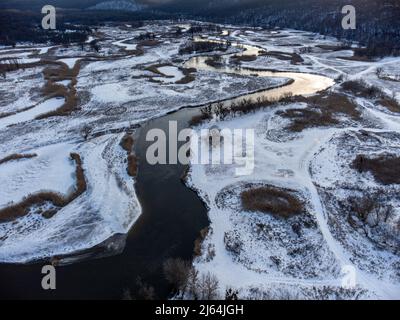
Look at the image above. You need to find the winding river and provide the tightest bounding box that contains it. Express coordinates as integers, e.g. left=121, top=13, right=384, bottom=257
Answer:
left=0, top=39, right=334, bottom=299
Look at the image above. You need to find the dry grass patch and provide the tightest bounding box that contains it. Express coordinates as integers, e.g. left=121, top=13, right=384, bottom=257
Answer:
left=138, top=39, right=161, bottom=47
left=379, top=98, right=400, bottom=113
left=241, top=186, right=304, bottom=218
left=127, top=154, right=138, bottom=177
left=0, top=153, right=37, bottom=165
left=316, top=44, right=351, bottom=51
left=0, top=153, right=87, bottom=223
left=278, top=93, right=361, bottom=132
left=341, top=80, right=383, bottom=98
left=259, top=50, right=304, bottom=65
left=146, top=64, right=196, bottom=85
left=36, top=61, right=81, bottom=119
left=37, top=87, right=79, bottom=119
left=352, top=154, right=400, bottom=185
left=120, top=134, right=138, bottom=177
left=120, top=134, right=134, bottom=152
left=0, top=58, right=44, bottom=78
left=176, top=67, right=196, bottom=85
left=0, top=111, right=15, bottom=119
left=193, top=227, right=210, bottom=257
left=231, top=54, right=257, bottom=63
left=341, top=80, right=400, bottom=113
left=145, top=63, right=171, bottom=76
left=279, top=107, right=340, bottom=132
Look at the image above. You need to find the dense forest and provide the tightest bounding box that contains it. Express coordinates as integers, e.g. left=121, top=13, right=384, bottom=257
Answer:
left=0, top=9, right=169, bottom=46
left=175, top=0, right=400, bottom=57
left=0, top=0, right=399, bottom=57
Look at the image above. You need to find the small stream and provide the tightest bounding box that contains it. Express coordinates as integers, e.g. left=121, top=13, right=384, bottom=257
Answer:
left=0, top=39, right=334, bottom=299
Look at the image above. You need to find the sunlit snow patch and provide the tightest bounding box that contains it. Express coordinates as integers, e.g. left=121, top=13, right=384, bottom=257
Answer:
left=157, top=66, right=185, bottom=84
left=0, top=143, right=76, bottom=209
left=58, top=58, right=80, bottom=69
left=0, top=97, right=65, bottom=130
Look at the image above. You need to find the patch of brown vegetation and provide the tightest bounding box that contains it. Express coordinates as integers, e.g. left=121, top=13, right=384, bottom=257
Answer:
left=379, top=98, right=400, bottom=113
left=231, top=54, right=257, bottom=63
left=241, top=186, right=304, bottom=218
left=0, top=57, right=44, bottom=78
left=127, top=154, right=138, bottom=177
left=120, top=134, right=134, bottom=152
left=36, top=61, right=81, bottom=119
left=0, top=153, right=37, bottom=165
left=146, top=64, right=196, bottom=85
left=352, top=154, right=400, bottom=185
left=145, top=63, right=171, bottom=76
left=176, top=67, right=196, bottom=84
left=0, top=59, right=22, bottom=76
left=70, top=153, right=87, bottom=196
left=0, top=153, right=87, bottom=223
left=193, top=227, right=210, bottom=257
left=278, top=92, right=361, bottom=132
left=336, top=47, right=376, bottom=62
left=279, top=107, right=339, bottom=132
left=341, top=80, right=382, bottom=97
left=339, top=54, right=375, bottom=62
left=120, top=134, right=138, bottom=177
left=341, top=80, right=400, bottom=113
left=138, top=40, right=161, bottom=47
left=0, top=111, right=14, bottom=119
left=259, top=50, right=304, bottom=65
left=316, top=44, right=351, bottom=51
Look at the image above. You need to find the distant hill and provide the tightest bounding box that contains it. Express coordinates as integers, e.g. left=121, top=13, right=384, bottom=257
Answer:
left=0, top=0, right=149, bottom=10
left=0, top=0, right=101, bottom=10
left=88, top=0, right=146, bottom=12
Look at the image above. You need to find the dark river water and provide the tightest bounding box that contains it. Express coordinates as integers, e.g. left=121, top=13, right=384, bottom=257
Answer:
left=0, top=107, right=209, bottom=300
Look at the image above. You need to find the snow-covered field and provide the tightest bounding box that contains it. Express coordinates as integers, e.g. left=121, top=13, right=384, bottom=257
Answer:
left=0, top=22, right=399, bottom=299
left=0, top=142, right=76, bottom=208
left=182, top=25, right=400, bottom=300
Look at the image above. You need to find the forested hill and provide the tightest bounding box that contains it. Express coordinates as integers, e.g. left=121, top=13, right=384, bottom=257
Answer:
left=178, top=0, right=400, bottom=57
left=0, top=0, right=399, bottom=57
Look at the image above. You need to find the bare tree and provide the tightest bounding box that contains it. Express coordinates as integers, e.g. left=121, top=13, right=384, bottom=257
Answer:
left=122, top=288, right=133, bottom=300
left=163, top=258, right=191, bottom=295
left=225, top=288, right=239, bottom=300
left=135, top=277, right=156, bottom=300
left=186, top=268, right=200, bottom=300
left=199, top=272, right=220, bottom=300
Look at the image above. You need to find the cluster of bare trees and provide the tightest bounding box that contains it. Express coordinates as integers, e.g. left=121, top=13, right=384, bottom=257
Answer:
left=179, top=40, right=230, bottom=55
left=163, top=258, right=220, bottom=300
left=0, top=58, right=22, bottom=79
left=192, top=92, right=294, bottom=125
left=347, top=194, right=399, bottom=253
left=122, top=277, right=156, bottom=300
